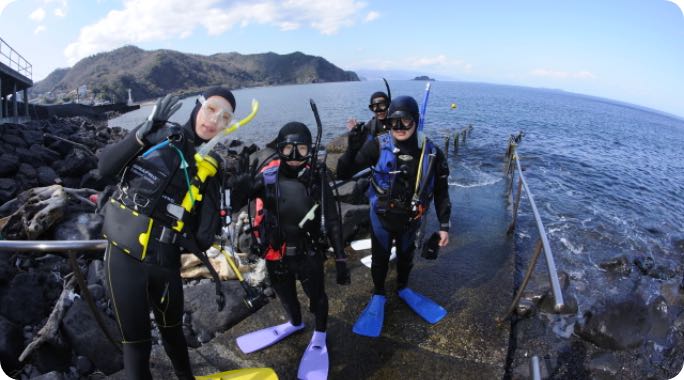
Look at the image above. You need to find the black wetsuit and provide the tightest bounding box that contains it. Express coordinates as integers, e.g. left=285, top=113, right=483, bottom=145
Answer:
left=336, top=116, right=387, bottom=180
left=250, top=162, right=344, bottom=332
left=337, top=132, right=451, bottom=294
left=98, top=122, right=221, bottom=380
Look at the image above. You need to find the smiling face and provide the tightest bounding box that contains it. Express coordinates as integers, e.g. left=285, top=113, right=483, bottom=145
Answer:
left=369, top=96, right=389, bottom=120
left=195, top=95, right=234, bottom=140
left=389, top=116, right=417, bottom=141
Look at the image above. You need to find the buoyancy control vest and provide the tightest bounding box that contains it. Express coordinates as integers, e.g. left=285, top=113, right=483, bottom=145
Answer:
left=253, top=161, right=321, bottom=261
left=102, top=127, right=217, bottom=261
left=116, top=130, right=199, bottom=229
left=369, top=132, right=437, bottom=224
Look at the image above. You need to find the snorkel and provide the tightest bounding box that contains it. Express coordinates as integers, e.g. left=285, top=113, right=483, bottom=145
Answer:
left=308, top=99, right=325, bottom=237
left=417, top=82, right=431, bottom=133
left=383, top=77, right=392, bottom=103
left=198, top=98, right=260, bottom=157
left=172, top=98, right=260, bottom=233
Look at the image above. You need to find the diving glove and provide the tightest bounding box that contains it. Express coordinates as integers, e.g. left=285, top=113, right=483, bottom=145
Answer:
left=335, top=260, right=351, bottom=285
left=421, top=232, right=441, bottom=260
left=348, top=123, right=366, bottom=151
left=135, top=94, right=182, bottom=146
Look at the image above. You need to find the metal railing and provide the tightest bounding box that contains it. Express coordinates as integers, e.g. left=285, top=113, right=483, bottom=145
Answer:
left=0, top=37, right=33, bottom=79
left=0, top=239, right=107, bottom=253
left=530, top=355, right=542, bottom=380
left=498, top=132, right=565, bottom=322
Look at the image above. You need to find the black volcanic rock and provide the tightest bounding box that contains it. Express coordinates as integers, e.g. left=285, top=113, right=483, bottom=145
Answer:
left=33, top=46, right=359, bottom=103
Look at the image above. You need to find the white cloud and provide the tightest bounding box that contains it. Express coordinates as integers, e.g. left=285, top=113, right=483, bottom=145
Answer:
left=531, top=68, right=596, bottom=79
left=666, top=0, right=684, bottom=16
left=64, top=0, right=370, bottom=64
left=29, top=7, right=46, bottom=22
left=364, top=11, right=379, bottom=22
left=34, top=25, right=47, bottom=34
left=54, top=7, right=66, bottom=17
left=0, top=0, right=16, bottom=16
left=355, top=54, right=473, bottom=73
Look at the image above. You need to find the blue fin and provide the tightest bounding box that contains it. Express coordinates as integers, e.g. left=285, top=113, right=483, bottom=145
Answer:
left=352, top=295, right=386, bottom=337
left=398, top=288, right=447, bottom=324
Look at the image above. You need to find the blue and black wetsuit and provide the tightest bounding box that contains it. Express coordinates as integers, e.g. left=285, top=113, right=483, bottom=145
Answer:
left=337, top=131, right=451, bottom=295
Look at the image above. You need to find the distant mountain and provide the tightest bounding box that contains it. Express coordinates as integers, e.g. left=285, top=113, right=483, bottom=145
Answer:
left=32, top=46, right=359, bottom=103
left=354, top=69, right=458, bottom=81
left=413, top=75, right=435, bottom=81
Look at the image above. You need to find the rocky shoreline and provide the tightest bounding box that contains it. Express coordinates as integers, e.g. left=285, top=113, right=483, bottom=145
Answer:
left=0, top=116, right=371, bottom=379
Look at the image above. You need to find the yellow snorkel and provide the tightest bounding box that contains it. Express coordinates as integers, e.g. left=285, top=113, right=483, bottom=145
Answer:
left=198, top=98, right=260, bottom=157
left=173, top=99, right=260, bottom=232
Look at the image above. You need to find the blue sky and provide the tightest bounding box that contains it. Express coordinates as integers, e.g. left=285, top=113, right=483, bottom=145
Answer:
left=1, top=0, right=683, bottom=118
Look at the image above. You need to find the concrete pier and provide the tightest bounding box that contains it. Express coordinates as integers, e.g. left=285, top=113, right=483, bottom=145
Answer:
left=114, top=153, right=516, bottom=379
left=0, top=37, right=33, bottom=124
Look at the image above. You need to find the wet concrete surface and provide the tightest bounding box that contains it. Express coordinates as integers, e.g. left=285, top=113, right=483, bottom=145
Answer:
left=119, top=179, right=515, bottom=379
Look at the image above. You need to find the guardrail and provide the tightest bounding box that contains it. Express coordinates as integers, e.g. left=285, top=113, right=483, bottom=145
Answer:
left=0, top=239, right=107, bottom=253
left=498, top=132, right=565, bottom=322
left=0, top=37, right=32, bottom=79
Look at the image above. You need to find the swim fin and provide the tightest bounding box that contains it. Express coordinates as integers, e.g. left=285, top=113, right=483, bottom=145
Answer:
left=352, top=295, right=386, bottom=337
left=398, top=288, right=447, bottom=324
left=297, top=330, right=329, bottom=380
left=236, top=321, right=305, bottom=354
left=194, top=367, right=278, bottom=380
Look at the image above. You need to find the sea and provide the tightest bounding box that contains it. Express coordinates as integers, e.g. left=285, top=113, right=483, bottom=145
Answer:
left=110, top=80, right=684, bottom=315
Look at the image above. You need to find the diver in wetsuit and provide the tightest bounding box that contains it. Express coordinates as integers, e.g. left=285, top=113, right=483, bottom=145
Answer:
left=235, top=122, right=350, bottom=379
left=98, top=87, right=237, bottom=380
left=337, top=95, right=451, bottom=337
left=337, top=91, right=390, bottom=179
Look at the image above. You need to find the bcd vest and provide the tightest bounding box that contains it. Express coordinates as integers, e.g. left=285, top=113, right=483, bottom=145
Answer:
left=369, top=133, right=436, bottom=221
left=253, top=161, right=320, bottom=260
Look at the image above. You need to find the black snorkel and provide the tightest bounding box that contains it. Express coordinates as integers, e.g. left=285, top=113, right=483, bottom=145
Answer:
left=383, top=77, right=392, bottom=103
left=309, top=99, right=326, bottom=239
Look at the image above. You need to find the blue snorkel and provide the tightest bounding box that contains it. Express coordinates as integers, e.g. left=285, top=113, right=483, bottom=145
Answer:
left=418, top=82, right=432, bottom=133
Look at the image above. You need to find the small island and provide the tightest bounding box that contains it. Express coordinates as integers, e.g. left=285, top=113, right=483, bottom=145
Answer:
left=413, top=75, right=436, bottom=81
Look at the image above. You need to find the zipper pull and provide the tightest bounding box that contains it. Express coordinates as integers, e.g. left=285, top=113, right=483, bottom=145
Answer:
left=160, top=282, right=169, bottom=303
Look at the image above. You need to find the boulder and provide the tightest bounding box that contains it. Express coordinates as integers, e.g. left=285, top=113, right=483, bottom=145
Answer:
left=16, top=162, right=39, bottom=189
left=37, top=166, right=60, bottom=187
left=0, top=178, right=18, bottom=205
left=52, top=212, right=103, bottom=241
left=0, top=315, right=23, bottom=374
left=0, top=272, right=53, bottom=325
left=1, top=133, right=27, bottom=149
left=30, top=144, right=62, bottom=164
left=598, top=255, right=632, bottom=276
left=61, top=298, right=123, bottom=375
left=575, top=294, right=650, bottom=350
left=55, top=150, right=94, bottom=177
left=0, top=153, right=19, bottom=176
left=183, top=281, right=262, bottom=340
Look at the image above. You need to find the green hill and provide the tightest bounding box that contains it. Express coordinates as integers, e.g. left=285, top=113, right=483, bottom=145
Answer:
left=32, top=45, right=359, bottom=103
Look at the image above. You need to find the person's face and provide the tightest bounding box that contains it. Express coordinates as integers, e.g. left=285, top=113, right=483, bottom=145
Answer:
left=389, top=116, right=416, bottom=141
left=195, top=95, right=233, bottom=140
left=369, top=97, right=388, bottom=120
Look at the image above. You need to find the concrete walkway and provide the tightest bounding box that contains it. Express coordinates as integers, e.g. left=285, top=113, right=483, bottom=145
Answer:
left=133, top=175, right=515, bottom=380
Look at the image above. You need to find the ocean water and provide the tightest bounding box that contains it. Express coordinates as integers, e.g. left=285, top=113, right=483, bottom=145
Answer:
left=111, top=80, right=684, bottom=311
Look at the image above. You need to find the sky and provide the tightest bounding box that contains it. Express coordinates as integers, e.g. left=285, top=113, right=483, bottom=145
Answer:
left=0, top=0, right=683, bottom=118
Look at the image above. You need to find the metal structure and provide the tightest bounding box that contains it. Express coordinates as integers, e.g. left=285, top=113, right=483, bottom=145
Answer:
left=499, top=133, right=565, bottom=322
left=0, top=37, right=33, bottom=123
